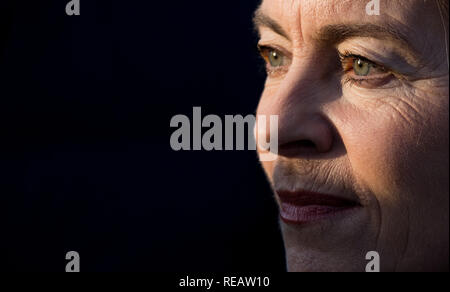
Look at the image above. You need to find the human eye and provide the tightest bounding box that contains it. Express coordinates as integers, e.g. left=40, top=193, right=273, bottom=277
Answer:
left=339, top=52, right=396, bottom=88
left=257, top=45, right=291, bottom=78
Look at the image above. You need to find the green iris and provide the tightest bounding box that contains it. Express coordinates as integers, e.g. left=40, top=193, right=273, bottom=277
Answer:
left=353, top=58, right=373, bottom=76
left=268, top=50, right=283, bottom=67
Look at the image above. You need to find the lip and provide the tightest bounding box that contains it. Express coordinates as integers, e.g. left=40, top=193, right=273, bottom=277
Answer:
left=276, top=190, right=361, bottom=225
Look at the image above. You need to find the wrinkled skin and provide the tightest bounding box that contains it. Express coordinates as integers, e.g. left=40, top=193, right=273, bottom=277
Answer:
left=255, top=0, right=449, bottom=271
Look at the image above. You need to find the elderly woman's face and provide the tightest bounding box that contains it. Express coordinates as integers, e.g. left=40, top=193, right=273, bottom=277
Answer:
left=255, top=0, right=449, bottom=271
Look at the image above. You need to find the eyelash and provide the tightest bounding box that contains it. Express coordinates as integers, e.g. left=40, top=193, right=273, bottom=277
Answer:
left=257, top=45, right=290, bottom=77
left=338, top=51, right=391, bottom=86
left=258, top=46, right=394, bottom=87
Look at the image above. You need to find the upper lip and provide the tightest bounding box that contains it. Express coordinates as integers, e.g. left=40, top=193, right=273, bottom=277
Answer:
left=271, top=159, right=364, bottom=207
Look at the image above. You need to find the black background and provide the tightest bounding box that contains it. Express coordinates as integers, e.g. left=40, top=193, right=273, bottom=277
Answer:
left=1, top=0, right=286, bottom=271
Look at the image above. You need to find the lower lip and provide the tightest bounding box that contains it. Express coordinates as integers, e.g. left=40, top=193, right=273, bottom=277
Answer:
left=277, top=191, right=360, bottom=225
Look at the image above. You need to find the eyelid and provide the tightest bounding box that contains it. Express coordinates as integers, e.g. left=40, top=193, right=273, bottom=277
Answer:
left=257, top=44, right=293, bottom=78
left=339, top=52, right=384, bottom=71
left=337, top=51, right=402, bottom=77
left=257, top=44, right=293, bottom=60
left=338, top=52, right=400, bottom=88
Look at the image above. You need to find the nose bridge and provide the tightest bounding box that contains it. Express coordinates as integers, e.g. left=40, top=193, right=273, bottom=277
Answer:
left=258, top=57, right=335, bottom=155
left=280, top=60, right=321, bottom=112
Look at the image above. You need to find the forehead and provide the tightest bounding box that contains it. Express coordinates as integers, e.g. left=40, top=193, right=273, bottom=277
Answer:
left=258, top=0, right=440, bottom=42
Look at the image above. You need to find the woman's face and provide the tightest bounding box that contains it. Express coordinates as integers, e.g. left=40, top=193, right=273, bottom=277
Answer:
left=255, top=0, right=449, bottom=271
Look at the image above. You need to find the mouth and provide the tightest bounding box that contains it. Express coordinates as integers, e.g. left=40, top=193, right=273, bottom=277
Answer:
left=276, top=190, right=362, bottom=225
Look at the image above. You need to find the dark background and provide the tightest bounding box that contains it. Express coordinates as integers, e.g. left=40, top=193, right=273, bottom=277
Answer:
left=1, top=0, right=286, bottom=271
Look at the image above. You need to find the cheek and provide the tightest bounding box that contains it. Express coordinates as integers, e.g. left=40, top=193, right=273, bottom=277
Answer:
left=333, top=96, right=448, bottom=201
left=333, top=91, right=449, bottom=267
left=341, top=115, right=406, bottom=199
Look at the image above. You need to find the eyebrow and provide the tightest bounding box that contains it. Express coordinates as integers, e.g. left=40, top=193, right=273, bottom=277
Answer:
left=253, top=9, right=291, bottom=41
left=253, top=10, right=419, bottom=58
left=316, top=23, right=416, bottom=53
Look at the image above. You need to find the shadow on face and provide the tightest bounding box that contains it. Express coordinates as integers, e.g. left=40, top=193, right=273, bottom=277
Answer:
left=254, top=0, right=449, bottom=272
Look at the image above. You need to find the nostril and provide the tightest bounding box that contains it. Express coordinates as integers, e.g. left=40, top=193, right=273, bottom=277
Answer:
left=279, top=140, right=318, bottom=157
left=296, top=140, right=316, bottom=148
left=286, top=140, right=316, bottom=149
left=276, top=114, right=334, bottom=156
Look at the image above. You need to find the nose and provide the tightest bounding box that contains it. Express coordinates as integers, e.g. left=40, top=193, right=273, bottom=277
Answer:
left=257, top=64, right=336, bottom=158
left=278, top=113, right=334, bottom=155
